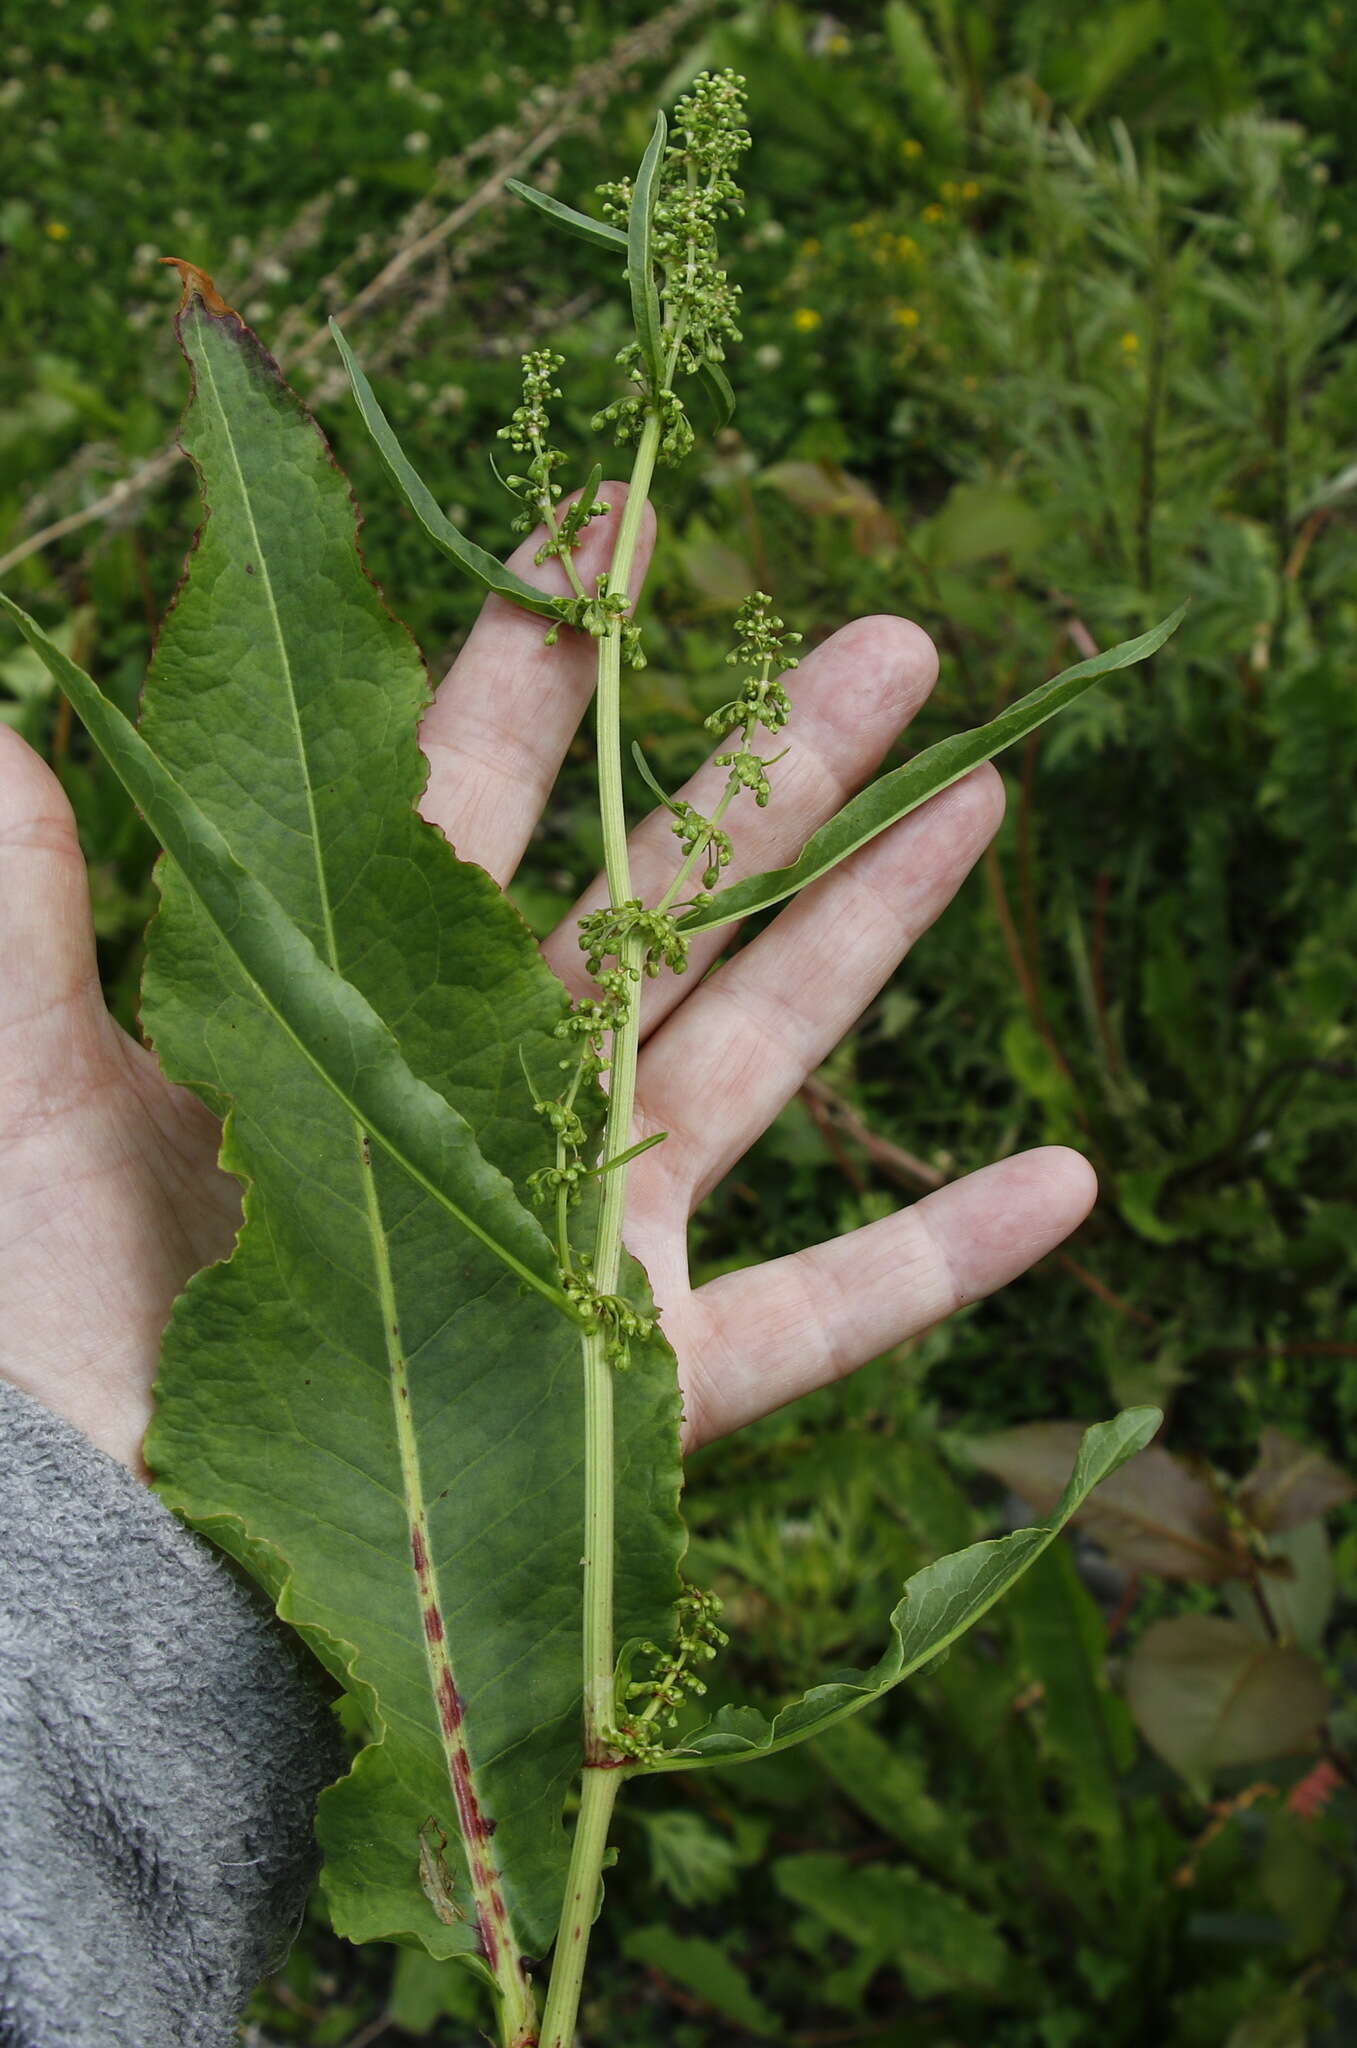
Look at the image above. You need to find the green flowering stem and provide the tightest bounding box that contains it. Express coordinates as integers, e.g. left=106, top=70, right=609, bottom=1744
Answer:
left=538, top=1765, right=622, bottom=2048
left=537, top=476, right=591, bottom=604
left=595, top=416, right=661, bottom=905
left=580, top=406, right=661, bottom=1763
left=536, top=77, right=753, bottom=2039
left=655, top=776, right=740, bottom=915
left=536, top=411, right=663, bottom=2048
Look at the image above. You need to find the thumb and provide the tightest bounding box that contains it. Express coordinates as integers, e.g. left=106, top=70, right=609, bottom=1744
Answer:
left=0, top=726, right=110, bottom=1113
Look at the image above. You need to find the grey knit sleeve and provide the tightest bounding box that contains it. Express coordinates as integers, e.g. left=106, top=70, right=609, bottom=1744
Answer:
left=0, top=1380, right=345, bottom=2048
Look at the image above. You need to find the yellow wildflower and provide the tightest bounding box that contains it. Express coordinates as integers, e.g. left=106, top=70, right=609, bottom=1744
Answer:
left=891, top=305, right=920, bottom=329
left=792, top=307, right=822, bottom=332
left=922, top=203, right=945, bottom=224
left=895, top=234, right=919, bottom=260
left=901, top=138, right=923, bottom=159
left=1120, top=330, right=1140, bottom=353
left=961, top=180, right=981, bottom=200
left=800, top=237, right=820, bottom=258
left=45, top=221, right=70, bottom=241
left=849, top=219, right=872, bottom=239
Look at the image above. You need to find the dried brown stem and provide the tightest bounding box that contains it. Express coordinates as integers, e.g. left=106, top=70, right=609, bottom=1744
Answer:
left=0, top=0, right=712, bottom=585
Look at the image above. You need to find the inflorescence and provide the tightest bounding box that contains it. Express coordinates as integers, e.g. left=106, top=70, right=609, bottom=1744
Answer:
left=607, top=1586, right=730, bottom=1762
left=594, top=69, right=751, bottom=464
left=503, top=73, right=782, bottom=1750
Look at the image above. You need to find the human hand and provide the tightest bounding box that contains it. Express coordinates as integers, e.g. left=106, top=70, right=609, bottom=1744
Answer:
left=0, top=488, right=1095, bottom=1472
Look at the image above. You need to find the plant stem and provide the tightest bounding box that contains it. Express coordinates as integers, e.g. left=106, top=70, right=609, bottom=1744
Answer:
left=594, top=416, right=661, bottom=904
left=538, top=1767, right=623, bottom=2048
left=581, top=408, right=661, bottom=1746
left=538, top=409, right=661, bottom=2046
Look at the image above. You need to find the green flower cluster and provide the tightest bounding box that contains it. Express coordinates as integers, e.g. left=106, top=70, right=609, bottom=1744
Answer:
left=668, top=799, right=733, bottom=889
left=706, top=591, right=801, bottom=809
left=608, top=1586, right=730, bottom=1761
left=577, top=899, right=690, bottom=980
left=497, top=348, right=570, bottom=539
left=562, top=1261, right=656, bottom=1368
left=549, top=574, right=647, bottom=669
left=704, top=588, right=800, bottom=740
left=594, top=69, right=751, bottom=460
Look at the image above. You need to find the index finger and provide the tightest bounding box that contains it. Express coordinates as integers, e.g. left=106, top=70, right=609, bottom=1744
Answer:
left=417, top=485, right=655, bottom=886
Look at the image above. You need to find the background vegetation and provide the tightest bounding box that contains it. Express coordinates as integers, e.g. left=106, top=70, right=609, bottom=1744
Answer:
left=4, top=1, right=1354, bottom=2041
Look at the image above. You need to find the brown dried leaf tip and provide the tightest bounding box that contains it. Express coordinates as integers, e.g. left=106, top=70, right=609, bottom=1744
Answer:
left=159, top=257, right=237, bottom=318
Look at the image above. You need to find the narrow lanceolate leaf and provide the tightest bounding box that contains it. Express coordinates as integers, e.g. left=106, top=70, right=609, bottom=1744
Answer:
left=695, top=358, right=736, bottom=428
left=330, top=317, right=572, bottom=622
left=679, top=608, right=1187, bottom=935
left=505, top=178, right=629, bottom=252
left=23, top=273, right=686, bottom=1995
left=628, top=110, right=668, bottom=395
left=646, top=1409, right=1161, bottom=1772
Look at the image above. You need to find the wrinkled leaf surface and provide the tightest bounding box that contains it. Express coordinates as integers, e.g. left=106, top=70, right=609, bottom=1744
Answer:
left=73, top=283, right=683, bottom=1966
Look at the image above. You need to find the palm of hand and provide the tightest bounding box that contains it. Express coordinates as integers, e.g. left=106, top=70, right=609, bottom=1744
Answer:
left=0, top=496, right=1094, bottom=1474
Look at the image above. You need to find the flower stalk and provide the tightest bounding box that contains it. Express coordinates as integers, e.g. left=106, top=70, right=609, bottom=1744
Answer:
left=523, top=74, right=755, bottom=2045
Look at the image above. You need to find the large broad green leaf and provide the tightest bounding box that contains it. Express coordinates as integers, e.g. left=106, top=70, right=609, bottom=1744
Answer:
left=6, top=280, right=685, bottom=1994
left=679, top=609, right=1186, bottom=935
left=329, top=318, right=573, bottom=623
left=0, top=591, right=565, bottom=1310
left=646, top=1409, right=1160, bottom=1772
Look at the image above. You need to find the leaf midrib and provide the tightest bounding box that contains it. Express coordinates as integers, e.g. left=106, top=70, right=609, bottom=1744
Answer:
left=195, top=324, right=518, bottom=1949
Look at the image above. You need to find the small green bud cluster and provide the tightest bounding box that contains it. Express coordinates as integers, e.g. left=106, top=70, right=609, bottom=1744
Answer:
left=712, top=746, right=772, bottom=806
left=548, top=574, right=646, bottom=668
left=498, top=348, right=562, bottom=458
left=544, top=483, right=610, bottom=567
left=546, top=974, right=634, bottom=1142
left=656, top=70, right=749, bottom=374
left=498, top=350, right=570, bottom=541
left=668, top=800, right=732, bottom=889
left=526, top=1079, right=591, bottom=1216
left=703, top=591, right=801, bottom=810
left=704, top=590, right=800, bottom=739
left=524, top=1009, right=596, bottom=1239
left=593, top=365, right=693, bottom=466
left=646, top=591, right=801, bottom=913
left=532, top=1097, right=586, bottom=1147
left=526, top=1159, right=589, bottom=1207
left=497, top=352, right=613, bottom=608
left=608, top=1585, right=730, bottom=1762
left=578, top=899, right=689, bottom=980
left=556, top=970, right=634, bottom=1052
left=594, top=71, right=750, bottom=462
left=563, top=1261, right=655, bottom=1368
